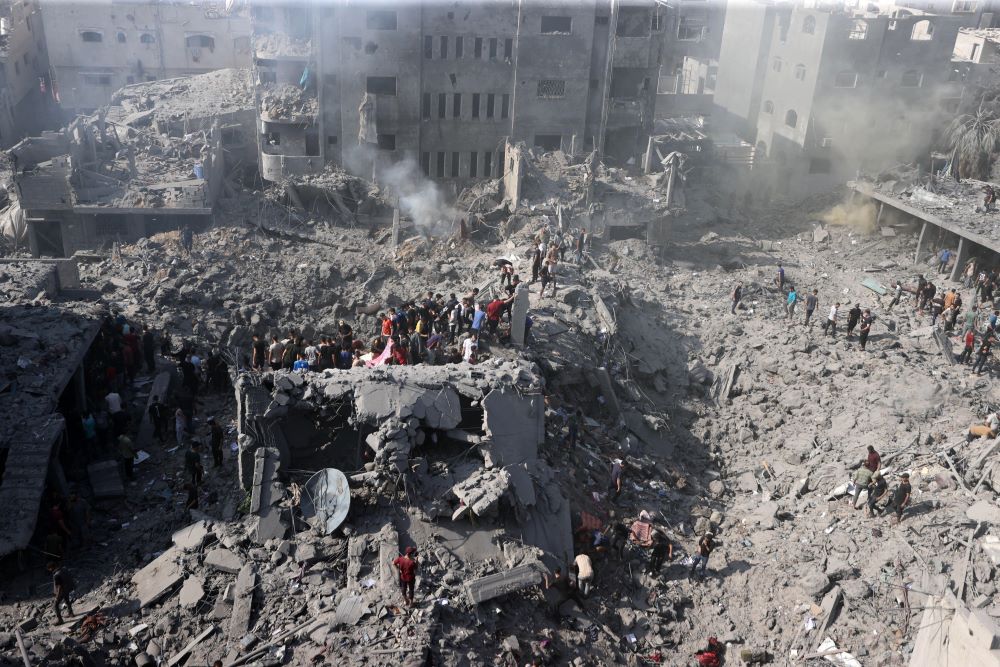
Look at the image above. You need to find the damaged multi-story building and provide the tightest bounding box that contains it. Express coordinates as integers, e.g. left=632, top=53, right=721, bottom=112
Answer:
left=0, top=0, right=58, bottom=147
left=713, top=3, right=965, bottom=193
left=252, top=0, right=676, bottom=187
left=39, top=0, right=252, bottom=114
left=9, top=68, right=253, bottom=257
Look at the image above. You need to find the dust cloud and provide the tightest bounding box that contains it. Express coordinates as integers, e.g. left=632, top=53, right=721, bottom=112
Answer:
left=820, top=199, right=877, bottom=234
left=343, top=144, right=459, bottom=236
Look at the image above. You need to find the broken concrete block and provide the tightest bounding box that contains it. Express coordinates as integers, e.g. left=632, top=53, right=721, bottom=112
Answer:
left=179, top=576, right=205, bottom=608
left=172, top=520, right=211, bottom=551
left=132, top=547, right=185, bottom=608
left=204, top=547, right=243, bottom=574
left=966, top=501, right=1000, bottom=525
left=228, top=564, right=257, bottom=640
left=466, top=562, right=543, bottom=605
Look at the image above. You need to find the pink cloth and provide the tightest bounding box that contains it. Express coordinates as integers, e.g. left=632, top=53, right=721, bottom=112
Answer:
left=366, top=339, right=394, bottom=368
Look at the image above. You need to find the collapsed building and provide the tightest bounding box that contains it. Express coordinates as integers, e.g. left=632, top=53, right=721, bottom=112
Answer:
left=6, top=68, right=253, bottom=257
left=233, top=361, right=572, bottom=570
left=0, top=257, right=103, bottom=561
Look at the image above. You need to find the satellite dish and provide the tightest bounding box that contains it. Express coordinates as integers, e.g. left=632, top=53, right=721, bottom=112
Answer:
left=300, top=468, right=351, bottom=534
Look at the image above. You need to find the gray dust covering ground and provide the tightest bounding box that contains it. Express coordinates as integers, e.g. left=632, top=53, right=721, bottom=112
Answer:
left=2, top=150, right=1000, bottom=667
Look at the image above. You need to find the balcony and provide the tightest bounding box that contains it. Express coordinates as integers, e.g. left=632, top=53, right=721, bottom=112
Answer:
left=258, top=83, right=318, bottom=124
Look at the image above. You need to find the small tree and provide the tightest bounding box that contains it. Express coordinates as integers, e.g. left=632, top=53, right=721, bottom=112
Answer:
left=944, top=99, right=1000, bottom=180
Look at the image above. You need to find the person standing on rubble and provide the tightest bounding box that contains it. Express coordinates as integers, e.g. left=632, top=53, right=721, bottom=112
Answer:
left=575, top=229, right=586, bottom=265
left=142, top=325, right=156, bottom=374
left=730, top=282, right=743, bottom=315
left=959, top=328, right=976, bottom=364
left=251, top=334, right=267, bottom=371
left=882, top=472, right=911, bottom=522
left=530, top=243, right=542, bottom=284
left=48, top=562, right=75, bottom=625
left=149, top=395, right=168, bottom=444
left=118, top=433, right=136, bottom=480
left=937, top=248, right=951, bottom=274
left=859, top=310, right=874, bottom=351
left=776, top=264, right=785, bottom=289
left=209, top=417, right=224, bottom=468
left=930, top=290, right=945, bottom=326
left=845, top=303, right=862, bottom=339
left=850, top=464, right=873, bottom=509
left=784, top=286, right=798, bottom=320
left=962, top=305, right=979, bottom=338
left=690, top=532, right=715, bottom=579
left=972, top=334, right=994, bottom=375
left=610, top=457, right=626, bottom=499
left=392, top=546, right=419, bottom=607
left=181, top=225, right=194, bottom=255
left=573, top=552, right=594, bottom=596
left=543, top=567, right=582, bottom=620
left=185, top=441, right=204, bottom=486
left=822, top=302, right=840, bottom=337
left=804, top=289, right=819, bottom=327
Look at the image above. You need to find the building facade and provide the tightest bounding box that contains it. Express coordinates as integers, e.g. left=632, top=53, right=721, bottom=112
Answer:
left=40, top=0, right=251, bottom=114
left=714, top=3, right=964, bottom=192
left=0, top=0, right=57, bottom=148
left=655, top=0, right=727, bottom=119
left=252, top=0, right=670, bottom=187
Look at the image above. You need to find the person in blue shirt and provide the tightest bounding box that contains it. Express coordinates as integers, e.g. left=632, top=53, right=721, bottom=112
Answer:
left=938, top=248, right=951, bottom=274
left=292, top=354, right=310, bottom=372
left=785, top=286, right=798, bottom=319
left=471, top=303, right=486, bottom=334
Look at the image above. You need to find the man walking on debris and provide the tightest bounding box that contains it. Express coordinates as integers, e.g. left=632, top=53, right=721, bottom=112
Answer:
left=865, top=471, right=888, bottom=517
left=690, top=531, right=715, bottom=579
left=822, top=302, right=840, bottom=337
left=851, top=464, right=873, bottom=508
left=392, top=546, right=418, bottom=607
left=49, top=562, right=75, bottom=624
left=887, top=281, right=903, bottom=311
left=776, top=264, right=785, bottom=289
left=149, top=395, right=168, bottom=444
left=730, top=282, right=742, bottom=315
left=864, top=445, right=881, bottom=473
left=185, top=441, right=204, bottom=486
left=785, top=286, right=798, bottom=320
left=882, top=472, right=911, bottom=522
left=804, top=289, right=818, bottom=327
left=252, top=333, right=267, bottom=370
left=611, top=457, right=626, bottom=499
left=972, top=334, right=994, bottom=375
left=959, top=328, right=976, bottom=364
left=181, top=225, right=194, bottom=255
left=530, top=243, right=542, bottom=284
left=573, top=552, right=594, bottom=596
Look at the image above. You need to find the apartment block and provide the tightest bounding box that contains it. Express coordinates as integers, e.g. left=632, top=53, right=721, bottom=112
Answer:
left=655, top=0, right=727, bottom=119
left=0, top=0, right=56, bottom=147
left=714, top=3, right=964, bottom=193
left=40, top=0, right=251, bottom=113
left=252, top=0, right=670, bottom=186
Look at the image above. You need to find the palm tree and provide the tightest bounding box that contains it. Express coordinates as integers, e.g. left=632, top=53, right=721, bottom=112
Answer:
left=944, top=99, right=1000, bottom=180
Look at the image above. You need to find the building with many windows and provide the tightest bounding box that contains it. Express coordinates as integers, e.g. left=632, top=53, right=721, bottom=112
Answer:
left=0, top=0, right=57, bottom=147
left=39, top=0, right=251, bottom=114
left=252, top=0, right=672, bottom=187
left=714, top=2, right=964, bottom=193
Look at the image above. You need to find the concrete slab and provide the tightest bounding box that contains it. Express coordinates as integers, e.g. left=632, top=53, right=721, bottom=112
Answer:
left=87, top=461, right=124, bottom=499
left=204, top=547, right=243, bottom=574
left=334, top=595, right=369, bottom=626
left=172, top=520, right=211, bottom=551
left=179, top=576, right=205, bottom=608
left=228, top=564, right=257, bottom=640
left=967, top=501, right=1000, bottom=525
left=465, top=562, right=543, bottom=605
left=131, top=547, right=185, bottom=608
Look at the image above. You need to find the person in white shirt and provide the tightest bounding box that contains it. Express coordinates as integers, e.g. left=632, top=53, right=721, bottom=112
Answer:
left=304, top=341, right=319, bottom=370
left=462, top=334, right=478, bottom=363
left=823, top=302, right=840, bottom=337
left=573, top=553, right=594, bottom=596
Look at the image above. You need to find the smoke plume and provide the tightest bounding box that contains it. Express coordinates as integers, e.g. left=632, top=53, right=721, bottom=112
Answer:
left=820, top=199, right=877, bottom=234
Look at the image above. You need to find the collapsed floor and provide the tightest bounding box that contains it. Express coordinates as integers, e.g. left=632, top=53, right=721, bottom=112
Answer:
left=0, top=151, right=999, bottom=667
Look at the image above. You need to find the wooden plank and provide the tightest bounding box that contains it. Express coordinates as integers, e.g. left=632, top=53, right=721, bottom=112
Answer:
left=165, top=624, right=216, bottom=667
left=14, top=627, right=31, bottom=667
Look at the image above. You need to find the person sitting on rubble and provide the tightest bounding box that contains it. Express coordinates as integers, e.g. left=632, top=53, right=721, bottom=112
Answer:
left=865, top=471, right=889, bottom=517
left=882, top=472, right=912, bottom=522
left=967, top=412, right=1000, bottom=441
left=646, top=531, right=673, bottom=575
left=392, top=546, right=419, bottom=607
left=543, top=567, right=582, bottom=620
left=695, top=637, right=724, bottom=667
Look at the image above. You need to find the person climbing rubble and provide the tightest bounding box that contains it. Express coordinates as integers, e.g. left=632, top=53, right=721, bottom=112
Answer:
left=784, top=286, right=798, bottom=320
left=573, top=552, right=594, bottom=596
left=610, top=457, right=626, bottom=500
left=690, top=531, right=715, bottom=579
left=822, top=302, right=840, bottom=337
left=647, top=531, right=673, bottom=575
left=886, top=281, right=903, bottom=311
left=865, top=471, right=889, bottom=517
left=730, top=281, right=743, bottom=315
left=543, top=567, right=583, bottom=620
left=972, top=334, right=994, bottom=375
left=392, top=546, right=419, bottom=607
left=804, top=289, right=819, bottom=327
left=859, top=309, right=874, bottom=350
left=850, top=464, right=873, bottom=509
left=845, top=303, right=861, bottom=339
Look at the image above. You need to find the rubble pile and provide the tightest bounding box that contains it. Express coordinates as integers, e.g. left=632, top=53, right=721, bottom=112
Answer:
left=259, top=84, right=319, bottom=122
left=3, top=138, right=1000, bottom=665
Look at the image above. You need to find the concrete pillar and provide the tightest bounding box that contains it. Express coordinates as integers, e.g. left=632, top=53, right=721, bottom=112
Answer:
left=510, top=284, right=530, bottom=347
left=915, top=221, right=928, bottom=265
left=73, top=365, right=87, bottom=411
left=876, top=202, right=884, bottom=226
left=642, top=136, right=655, bottom=174
left=950, top=237, right=967, bottom=283
left=391, top=206, right=400, bottom=250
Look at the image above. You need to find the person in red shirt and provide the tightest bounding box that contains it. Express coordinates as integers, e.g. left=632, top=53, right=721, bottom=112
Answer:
left=391, top=338, right=408, bottom=365
left=380, top=313, right=392, bottom=341
left=958, top=329, right=976, bottom=364
left=864, top=445, right=881, bottom=473
left=392, top=546, right=418, bottom=606
left=485, top=298, right=507, bottom=338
